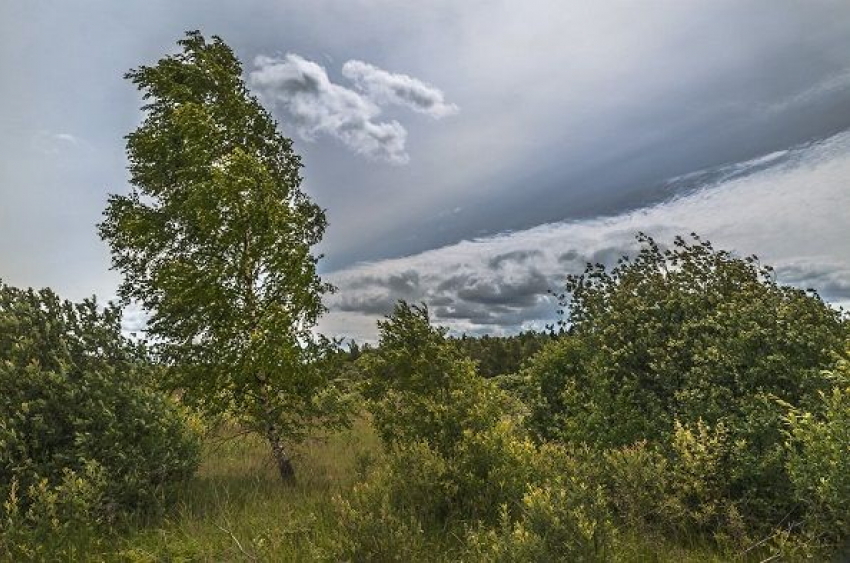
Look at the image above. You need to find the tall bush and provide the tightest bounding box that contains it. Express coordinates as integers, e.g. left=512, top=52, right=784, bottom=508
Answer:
left=525, top=234, right=847, bottom=528
left=0, top=281, right=200, bottom=545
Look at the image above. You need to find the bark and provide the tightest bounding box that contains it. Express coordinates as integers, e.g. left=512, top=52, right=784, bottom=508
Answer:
left=266, top=422, right=296, bottom=483
left=257, top=381, right=296, bottom=484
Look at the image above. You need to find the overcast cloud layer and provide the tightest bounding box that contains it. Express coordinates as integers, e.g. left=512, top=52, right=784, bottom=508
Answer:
left=1, top=1, right=849, bottom=339
left=320, top=131, right=850, bottom=340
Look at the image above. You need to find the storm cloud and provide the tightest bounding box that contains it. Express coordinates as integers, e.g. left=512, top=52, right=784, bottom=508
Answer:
left=2, top=2, right=850, bottom=338
left=322, top=131, right=850, bottom=340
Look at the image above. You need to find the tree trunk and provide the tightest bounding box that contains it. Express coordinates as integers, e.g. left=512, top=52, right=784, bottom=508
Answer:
left=266, top=422, right=296, bottom=484
left=257, top=381, right=296, bottom=484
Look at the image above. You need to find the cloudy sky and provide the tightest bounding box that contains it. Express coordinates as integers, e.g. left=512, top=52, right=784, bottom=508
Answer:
left=2, top=1, right=850, bottom=340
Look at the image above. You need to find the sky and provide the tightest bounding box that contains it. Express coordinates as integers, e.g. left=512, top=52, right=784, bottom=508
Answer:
left=2, top=1, right=850, bottom=341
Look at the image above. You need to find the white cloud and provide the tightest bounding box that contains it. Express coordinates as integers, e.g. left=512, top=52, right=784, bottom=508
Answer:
left=321, top=130, right=850, bottom=341
left=342, top=60, right=459, bottom=118
left=249, top=55, right=460, bottom=165
left=249, top=54, right=409, bottom=164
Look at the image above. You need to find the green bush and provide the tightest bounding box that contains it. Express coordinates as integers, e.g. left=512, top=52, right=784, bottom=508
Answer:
left=0, top=462, right=108, bottom=560
left=360, top=302, right=511, bottom=457
left=334, top=442, right=451, bottom=562
left=465, top=462, right=614, bottom=562
left=602, top=441, right=669, bottom=530
left=525, top=234, right=847, bottom=530
left=0, top=282, right=200, bottom=547
left=336, top=419, right=544, bottom=546
left=784, top=368, right=850, bottom=550
left=357, top=302, right=540, bottom=521
left=339, top=303, right=562, bottom=558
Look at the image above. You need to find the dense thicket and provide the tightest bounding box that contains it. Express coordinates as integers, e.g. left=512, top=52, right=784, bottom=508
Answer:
left=339, top=303, right=615, bottom=561
left=0, top=281, right=199, bottom=557
left=336, top=235, right=849, bottom=560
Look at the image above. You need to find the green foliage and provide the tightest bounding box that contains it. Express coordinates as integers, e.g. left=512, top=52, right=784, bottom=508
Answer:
left=342, top=303, right=620, bottom=561
left=0, top=281, right=200, bottom=557
left=99, top=31, right=351, bottom=481
left=464, top=443, right=615, bottom=562
left=525, top=234, right=847, bottom=529
left=103, top=421, right=746, bottom=563
left=1, top=463, right=107, bottom=560
left=451, top=331, right=552, bottom=378
left=334, top=442, right=450, bottom=562
left=784, top=357, right=850, bottom=549
left=602, top=441, right=670, bottom=530
left=360, top=302, right=510, bottom=456
left=337, top=303, right=541, bottom=558
left=664, top=420, right=749, bottom=541
left=335, top=429, right=560, bottom=561
left=466, top=480, right=614, bottom=563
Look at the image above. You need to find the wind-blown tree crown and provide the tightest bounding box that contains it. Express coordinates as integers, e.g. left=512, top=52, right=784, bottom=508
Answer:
left=100, top=31, right=346, bottom=481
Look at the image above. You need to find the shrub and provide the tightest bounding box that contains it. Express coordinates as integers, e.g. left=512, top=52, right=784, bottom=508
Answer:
left=784, top=367, right=850, bottom=549
left=465, top=475, right=614, bottom=562
left=357, top=302, right=541, bottom=521
left=526, top=234, right=847, bottom=529
left=340, top=302, right=573, bottom=557
left=334, top=442, right=450, bottom=562
left=0, top=282, right=200, bottom=545
left=602, top=441, right=669, bottom=529
left=360, top=302, right=511, bottom=457
left=0, top=462, right=107, bottom=560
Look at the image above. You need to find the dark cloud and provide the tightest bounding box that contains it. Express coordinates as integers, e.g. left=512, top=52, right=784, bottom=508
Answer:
left=336, top=293, right=398, bottom=316
left=488, top=249, right=542, bottom=269
left=335, top=269, right=423, bottom=315
left=332, top=265, right=554, bottom=330
left=323, top=131, right=850, bottom=340
left=455, top=269, right=550, bottom=307
left=557, top=246, right=631, bottom=268
left=347, top=270, right=421, bottom=292
left=776, top=262, right=850, bottom=301
left=2, top=2, right=850, bottom=341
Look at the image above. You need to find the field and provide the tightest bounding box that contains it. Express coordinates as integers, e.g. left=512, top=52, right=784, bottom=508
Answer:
left=112, top=419, right=379, bottom=561
left=77, top=419, right=746, bottom=563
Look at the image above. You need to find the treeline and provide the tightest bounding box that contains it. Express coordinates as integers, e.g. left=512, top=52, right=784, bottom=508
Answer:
left=452, top=331, right=554, bottom=378
left=345, top=330, right=553, bottom=379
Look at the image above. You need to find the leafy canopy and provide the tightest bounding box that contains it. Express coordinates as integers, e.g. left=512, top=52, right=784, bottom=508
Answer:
left=361, top=302, right=507, bottom=455
left=524, top=233, right=847, bottom=525
left=534, top=233, right=847, bottom=446
left=0, top=281, right=199, bottom=520
left=99, top=32, right=349, bottom=477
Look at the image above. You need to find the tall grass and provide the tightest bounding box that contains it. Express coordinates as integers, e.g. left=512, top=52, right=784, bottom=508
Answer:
left=113, top=418, right=378, bottom=562
left=44, top=417, right=759, bottom=562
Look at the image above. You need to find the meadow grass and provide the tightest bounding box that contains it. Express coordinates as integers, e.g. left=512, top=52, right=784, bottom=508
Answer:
left=60, top=418, right=754, bottom=562
left=112, top=418, right=379, bottom=562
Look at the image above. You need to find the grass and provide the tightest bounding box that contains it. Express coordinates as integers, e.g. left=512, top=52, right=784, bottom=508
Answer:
left=111, top=418, right=379, bottom=562
left=45, top=417, right=770, bottom=562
